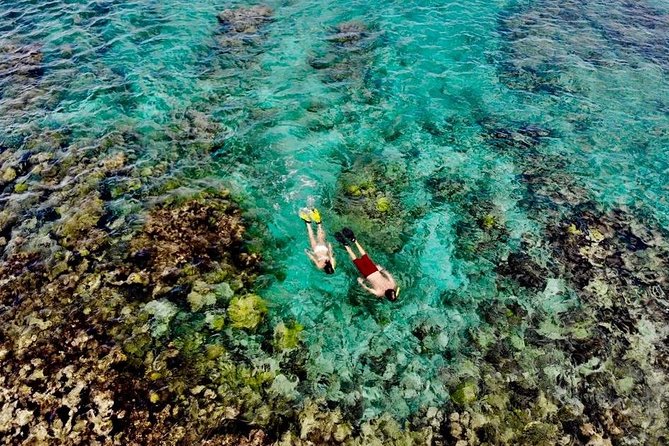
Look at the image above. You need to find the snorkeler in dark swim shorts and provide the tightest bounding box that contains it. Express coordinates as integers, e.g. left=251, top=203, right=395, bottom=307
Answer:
left=334, top=228, right=398, bottom=301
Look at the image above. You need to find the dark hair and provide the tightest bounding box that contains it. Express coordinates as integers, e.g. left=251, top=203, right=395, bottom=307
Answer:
left=385, top=289, right=397, bottom=301
left=323, top=261, right=335, bottom=275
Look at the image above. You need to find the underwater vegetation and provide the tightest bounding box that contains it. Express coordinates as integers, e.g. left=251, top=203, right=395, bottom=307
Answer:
left=216, top=4, right=274, bottom=68
left=0, top=186, right=273, bottom=443
left=1, top=0, right=669, bottom=445
left=335, top=158, right=414, bottom=253
left=496, top=0, right=669, bottom=95
left=0, top=39, right=45, bottom=120
left=309, top=19, right=381, bottom=104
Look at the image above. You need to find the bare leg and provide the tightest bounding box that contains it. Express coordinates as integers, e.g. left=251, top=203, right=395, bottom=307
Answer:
left=316, top=223, right=326, bottom=244
left=344, top=245, right=357, bottom=260
left=306, top=223, right=317, bottom=248
left=354, top=240, right=366, bottom=256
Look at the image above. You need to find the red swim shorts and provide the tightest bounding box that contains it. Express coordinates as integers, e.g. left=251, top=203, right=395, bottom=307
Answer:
left=353, top=254, right=378, bottom=278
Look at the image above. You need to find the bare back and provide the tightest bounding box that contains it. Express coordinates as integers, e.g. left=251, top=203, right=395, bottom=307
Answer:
left=363, top=270, right=396, bottom=297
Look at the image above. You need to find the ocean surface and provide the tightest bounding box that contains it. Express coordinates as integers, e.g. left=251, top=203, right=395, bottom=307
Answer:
left=1, top=0, right=668, bottom=444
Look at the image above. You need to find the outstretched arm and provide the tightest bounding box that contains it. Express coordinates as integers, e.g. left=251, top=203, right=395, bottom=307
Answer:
left=357, top=277, right=381, bottom=296
left=305, top=249, right=319, bottom=266
left=378, top=266, right=397, bottom=287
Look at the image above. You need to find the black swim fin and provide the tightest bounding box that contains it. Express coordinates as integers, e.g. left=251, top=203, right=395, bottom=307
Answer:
left=342, top=227, right=356, bottom=243
left=334, top=231, right=349, bottom=246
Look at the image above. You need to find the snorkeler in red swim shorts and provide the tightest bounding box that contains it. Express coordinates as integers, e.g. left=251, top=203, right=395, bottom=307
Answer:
left=334, top=228, right=398, bottom=301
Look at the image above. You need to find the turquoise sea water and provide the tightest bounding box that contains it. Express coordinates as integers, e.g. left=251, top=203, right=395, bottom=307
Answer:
left=2, top=0, right=669, bottom=442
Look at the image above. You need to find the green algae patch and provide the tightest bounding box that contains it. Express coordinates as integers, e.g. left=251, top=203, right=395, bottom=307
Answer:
left=205, top=343, right=225, bottom=360
left=509, top=333, right=526, bottom=350
left=451, top=380, right=478, bottom=406
left=347, top=184, right=362, bottom=197
left=228, top=294, right=267, bottom=330
left=144, top=299, right=179, bottom=337
left=123, top=332, right=153, bottom=359
left=204, top=311, right=226, bottom=331
left=375, top=196, right=392, bottom=213
left=13, top=182, right=28, bottom=193
left=273, top=321, right=304, bottom=350
left=56, top=195, right=106, bottom=251
left=334, top=159, right=416, bottom=252
left=521, top=421, right=559, bottom=446
left=480, top=213, right=498, bottom=230
left=615, top=376, right=635, bottom=395
left=149, top=392, right=161, bottom=404
left=187, top=280, right=217, bottom=312
left=2, top=167, right=16, bottom=182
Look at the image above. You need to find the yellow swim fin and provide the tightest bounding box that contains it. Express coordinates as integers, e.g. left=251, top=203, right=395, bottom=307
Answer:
left=299, top=208, right=312, bottom=223
left=310, top=208, right=322, bottom=224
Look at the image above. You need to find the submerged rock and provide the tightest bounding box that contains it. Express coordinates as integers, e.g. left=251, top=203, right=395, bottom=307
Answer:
left=0, top=185, right=272, bottom=444
left=496, top=251, right=550, bottom=290
left=334, top=158, right=413, bottom=253
left=309, top=19, right=380, bottom=102
left=130, top=193, right=258, bottom=296
left=451, top=381, right=478, bottom=406
left=0, top=40, right=43, bottom=78
left=216, top=5, right=274, bottom=52
left=217, top=5, right=273, bottom=34
left=328, top=21, right=369, bottom=45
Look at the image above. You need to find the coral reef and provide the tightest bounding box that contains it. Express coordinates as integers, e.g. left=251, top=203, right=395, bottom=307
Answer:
left=496, top=0, right=669, bottom=95
left=130, top=194, right=258, bottom=296
left=459, top=95, right=669, bottom=444
left=309, top=20, right=380, bottom=102
left=450, top=116, right=669, bottom=445
left=426, top=166, right=510, bottom=263
left=0, top=40, right=43, bottom=79
left=334, top=158, right=414, bottom=253
left=0, top=187, right=281, bottom=445
left=216, top=5, right=274, bottom=63
left=0, top=39, right=48, bottom=130
left=228, top=294, right=268, bottom=330
left=1, top=1, right=668, bottom=445
left=458, top=205, right=669, bottom=446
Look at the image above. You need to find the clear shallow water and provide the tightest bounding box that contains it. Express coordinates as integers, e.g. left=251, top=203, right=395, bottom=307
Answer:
left=2, top=0, right=669, bottom=442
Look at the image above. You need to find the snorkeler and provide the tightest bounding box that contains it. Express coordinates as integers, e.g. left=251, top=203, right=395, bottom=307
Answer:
left=300, top=208, right=336, bottom=274
left=334, top=228, right=398, bottom=300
